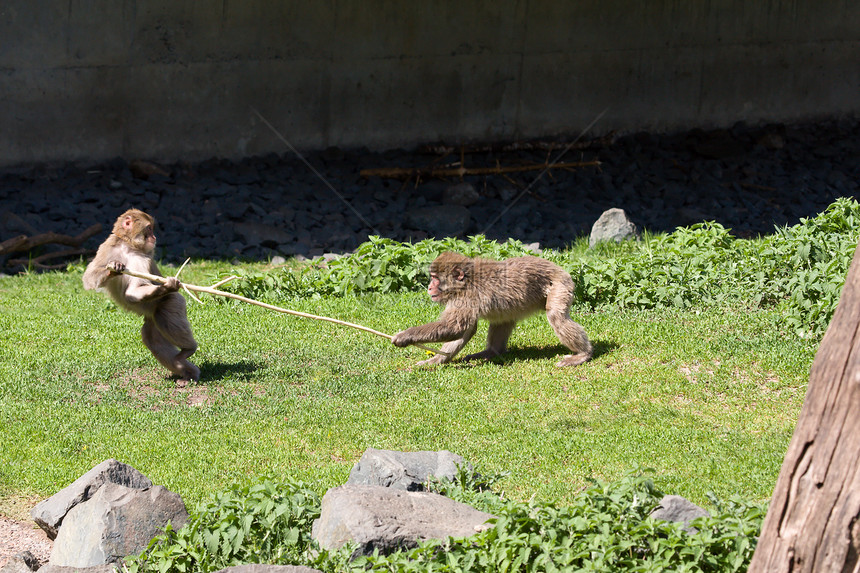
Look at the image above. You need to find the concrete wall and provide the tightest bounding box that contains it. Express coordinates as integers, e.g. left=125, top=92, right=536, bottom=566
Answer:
left=1, top=0, right=858, bottom=166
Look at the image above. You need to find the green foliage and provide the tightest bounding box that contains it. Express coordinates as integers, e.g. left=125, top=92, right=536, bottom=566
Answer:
left=569, top=197, right=860, bottom=338
left=346, top=471, right=764, bottom=573
left=126, top=470, right=763, bottom=573
left=217, top=235, right=539, bottom=300
left=128, top=477, right=321, bottom=573
left=217, top=198, right=860, bottom=339
left=771, top=198, right=860, bottom=338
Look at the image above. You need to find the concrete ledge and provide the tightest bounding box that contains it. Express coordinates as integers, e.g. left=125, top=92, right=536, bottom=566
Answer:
left=1, top=0, right=858, bottom=166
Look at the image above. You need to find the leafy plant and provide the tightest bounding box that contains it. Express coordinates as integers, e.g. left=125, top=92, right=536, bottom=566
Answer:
left=214, top=198, right=860, bottom=339
left=125, top=469, right=764, bottom=573
left=569, top=197, right=860, bottom=338
left=128, top=477, right=321, bottom=573
left=217, top=235, right=540, bottom=300
left=349, top=471, right=764, bottom=572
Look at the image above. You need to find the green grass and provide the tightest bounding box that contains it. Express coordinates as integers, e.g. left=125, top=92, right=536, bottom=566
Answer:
left=0, top=257, right=815, bottom=516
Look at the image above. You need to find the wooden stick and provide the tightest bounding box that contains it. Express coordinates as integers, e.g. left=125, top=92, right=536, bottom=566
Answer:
left=0, top=223, right=103, bottom=255
left=117, top=267, right=449, bottom=357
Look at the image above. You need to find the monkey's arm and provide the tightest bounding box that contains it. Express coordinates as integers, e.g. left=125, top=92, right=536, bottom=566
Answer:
left=392, top=313, right=475, bottom=346
left=392, top=311, right=477, bottom=365
left=110, top=261, right=180, bottom=302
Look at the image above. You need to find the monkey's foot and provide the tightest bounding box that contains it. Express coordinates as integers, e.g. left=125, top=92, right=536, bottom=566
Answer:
left=174, top=362, right=200, bottom=382
left=463, top=349, right=502, bottom=362
left=556, top=353, right=591, bottom=367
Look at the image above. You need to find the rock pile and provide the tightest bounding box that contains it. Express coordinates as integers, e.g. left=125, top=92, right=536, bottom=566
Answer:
left=2, top=450, right=710, bottom=573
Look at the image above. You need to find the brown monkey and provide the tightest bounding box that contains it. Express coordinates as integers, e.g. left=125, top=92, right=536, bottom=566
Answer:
left=83, top=209, right=199, bottom=381
left=392, top=252, right=592, bottom=367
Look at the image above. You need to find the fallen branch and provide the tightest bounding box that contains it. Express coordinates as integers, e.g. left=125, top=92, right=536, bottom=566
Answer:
left=0, top=224, right=103, bottom=255
left=8, top=248, right=94, bottom=270
left=417, top=133, right=616, bottom=155
left=360, top=160, right=601, bottom=181
left=117, top=267, right=449, bottom=358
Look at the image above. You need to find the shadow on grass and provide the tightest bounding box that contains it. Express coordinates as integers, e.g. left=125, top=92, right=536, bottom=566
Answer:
left=398, top=339, right=617, bottom=370
left=198, top=360, right=261, bottom=382
left=492, top=338, right=618, bottom=365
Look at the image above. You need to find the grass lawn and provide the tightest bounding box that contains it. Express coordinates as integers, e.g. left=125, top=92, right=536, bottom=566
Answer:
left=0, top=260, right=816, bottom=517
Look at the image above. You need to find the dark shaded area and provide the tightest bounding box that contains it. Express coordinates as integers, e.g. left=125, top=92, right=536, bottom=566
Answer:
left=1, top=119, right=858, bottom=270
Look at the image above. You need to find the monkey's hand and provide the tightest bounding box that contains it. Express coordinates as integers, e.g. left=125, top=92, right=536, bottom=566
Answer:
left=391, top=331, right=413, bottom=347
left=107, top=260, right=126, bottom=275
left=163, top=277, right=181, bottom=292
left=416, top=354, right=448, bottom=366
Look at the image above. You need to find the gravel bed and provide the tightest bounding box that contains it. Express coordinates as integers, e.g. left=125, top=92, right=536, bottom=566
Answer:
left=1, top=119, right=859, bottom=270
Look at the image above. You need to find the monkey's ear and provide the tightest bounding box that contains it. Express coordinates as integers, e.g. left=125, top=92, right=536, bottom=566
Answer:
left=454, top=267, right=466, bottom=282
left=122, top=215, right=134, bottom=229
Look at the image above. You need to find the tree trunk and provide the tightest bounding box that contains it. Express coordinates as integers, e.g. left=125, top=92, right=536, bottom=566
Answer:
left=749, top=243, right=860, bottom=572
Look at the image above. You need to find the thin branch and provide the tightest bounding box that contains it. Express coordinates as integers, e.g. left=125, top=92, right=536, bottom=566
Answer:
left=8, top=248, right=93, bottom=269
left=117, top=267, right=449, bottom=358
left=210, top=275, right=239, bottom=289
left=0, top=224, right=103, bottom=255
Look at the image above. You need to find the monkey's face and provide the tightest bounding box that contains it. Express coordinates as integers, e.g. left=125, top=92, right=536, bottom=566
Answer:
left=117, top=211, right=157, bottom=253
left=427, top=266, right=467, bottom=303
left=140, top=223, right=157, bottom=253
left=428, top=273, right=444, bottom=302
left=128, top=218, right=156, bottom=253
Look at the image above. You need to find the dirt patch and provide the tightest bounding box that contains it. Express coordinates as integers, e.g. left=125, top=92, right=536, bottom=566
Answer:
left=84, top=368, right=221, bottom=408
left=0, top=517, right=52, bottom=569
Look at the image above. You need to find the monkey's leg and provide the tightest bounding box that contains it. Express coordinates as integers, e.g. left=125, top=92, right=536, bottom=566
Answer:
left=146, top=302, right=200, bottom=381
left=464, top=321, right=516, bottom=362
left=546, top=285, right=593, bottom=367
left=416, top=325, right=477, bottom=366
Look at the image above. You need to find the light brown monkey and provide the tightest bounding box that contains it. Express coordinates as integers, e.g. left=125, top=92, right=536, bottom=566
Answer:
left=83, top=209, right=199, bottom=381
left=392, top=251, right=592, bottom=367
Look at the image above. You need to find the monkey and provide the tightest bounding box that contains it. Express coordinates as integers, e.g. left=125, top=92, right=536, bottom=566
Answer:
left=82, top=209, right=200, bottom=381
left=392, top=251, right=592, bottom=368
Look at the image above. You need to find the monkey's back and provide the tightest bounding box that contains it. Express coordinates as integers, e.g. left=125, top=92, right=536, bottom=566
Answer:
left=473, top=255, right=573, bottom=323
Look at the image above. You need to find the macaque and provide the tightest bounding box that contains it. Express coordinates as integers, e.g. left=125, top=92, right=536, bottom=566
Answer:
left=392, top=252, right=592, bottom=368
left=83, top=209, right=199, bottom=381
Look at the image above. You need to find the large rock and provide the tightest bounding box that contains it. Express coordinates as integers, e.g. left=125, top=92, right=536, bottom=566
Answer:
left=442, top=182, right=480, bottom=207
left=31, top=459, right=153, bottom=539
left=589, top=207, right=638, bottom=248
left=214, top=566, right=322, bottom=573
left=405, top=205, right=471, bottom=238
left=312, top=484, right=495, bottom=557
left=347, top=448, right=468, bottom=491
left=650, top=494, right=710, bottom=533
left=37, top=565, right=120, bottom=573
left=49, top=483, right=188, bottom=568
left=0, top=552, right=40, bottom=573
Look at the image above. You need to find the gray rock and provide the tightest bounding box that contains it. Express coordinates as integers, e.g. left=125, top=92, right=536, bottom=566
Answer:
left=443, top=182, right=480, bottom=207
left=214, top=566, right=323, bottom=573
left=650, top=494, right=710, bottom=533
left=49, top=483, right=188, bottom=568
left=312, top=484, right=495, bottom=557
left=405, top=205, right=471, bottom=238
left=38, top=565, right=120, bottom=573
left=347, top=448, right=468, bottom=491
left=31, top=459, right=153, bottom=540
left=589, top=208, right=638, bottom=248
left=0, top=552, right=39, bottom=573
